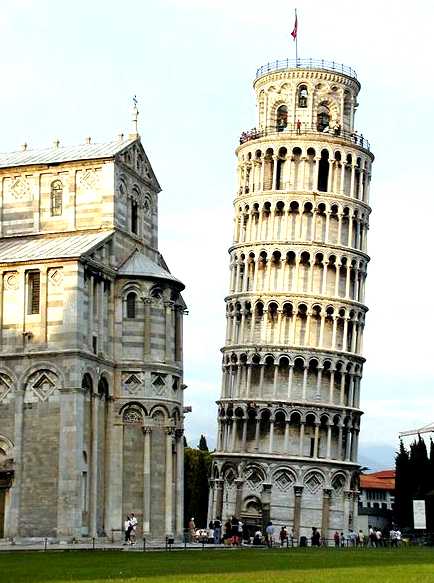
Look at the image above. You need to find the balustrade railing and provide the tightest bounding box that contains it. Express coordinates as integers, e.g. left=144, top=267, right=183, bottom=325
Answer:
left=239, top=124, right=370, bottom=151
left=255, top=58, right=358, bottom=80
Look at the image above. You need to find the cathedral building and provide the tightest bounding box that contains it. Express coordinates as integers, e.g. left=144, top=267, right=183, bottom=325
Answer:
left=0, top=125, right=186, bottom=540
left=209, top=59, right=374, bottom=540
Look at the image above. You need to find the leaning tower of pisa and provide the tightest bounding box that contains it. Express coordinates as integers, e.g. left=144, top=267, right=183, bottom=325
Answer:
left=209, top=59, right=374, bottom=541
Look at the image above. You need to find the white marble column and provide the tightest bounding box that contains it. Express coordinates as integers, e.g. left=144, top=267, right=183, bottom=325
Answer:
left=165, top=429, right=174, bottom=534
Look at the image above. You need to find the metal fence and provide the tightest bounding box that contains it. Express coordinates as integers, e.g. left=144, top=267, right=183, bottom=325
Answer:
left=255, top=59, right=358, bottom=80
left=1, top=533, right=432, bottom=553
left=239, top=124, right=371, bottom=151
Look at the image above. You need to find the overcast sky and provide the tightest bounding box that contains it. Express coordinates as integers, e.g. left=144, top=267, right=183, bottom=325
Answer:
left=1, top=0, right=434, bottom=468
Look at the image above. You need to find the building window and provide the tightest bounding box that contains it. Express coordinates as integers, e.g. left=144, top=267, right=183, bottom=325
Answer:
left=131, top=199, right=138, bottom=234
left=50, top=180, right=63, bottom=216
left=27, top=271, right=40, bottom=315
left=298, top=85, right=308, bottom=108
left=276, top=105, right=288, bottom=132
left=126, top=292, right=137, bottom=319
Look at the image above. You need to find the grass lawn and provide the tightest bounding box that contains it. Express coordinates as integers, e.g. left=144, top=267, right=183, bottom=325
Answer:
left=1, top=547, right=434, bottom=583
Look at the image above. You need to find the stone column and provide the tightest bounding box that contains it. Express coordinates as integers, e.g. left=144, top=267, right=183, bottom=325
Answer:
left=315, top=367, right=323, bottom=400
left=143, top=299, right=152, bottom=357
left=207, top=479, right=215, bottom=526
left=287, top=364, right=293, bottom=399
left=230, top=418, right=237, bottom=452
left=106, top=416, right=124, bottom=536
left=241, top=418, right=248, bottom=452
left=313, top=423, right=320, bottom=458
left=272, top=364, right=279, bottom=399
left=215, top=479, right=224, bottom=519
left=261, top=483, right=272, bottom=531
left=268, top=419, right=275, bottom=453
left=329, top=369, right=335, bottom=403
left=235, top=479, right=244, bottom=517
left=143, top=427, right=152, bottom=534
left=298, top=422, right=305, bottom=456
left=88, top=275, right=94, bottom=350
left=321, top=489, right=332, bottom=544
left=284, top=421, right=290, bottom=452
left=89, top=393, right=99, bottom=537
left=175, top=307, right=183, bottom=363
left=246, top=365, right=252, bottom=398
left=7, top=389, right=24, bottom=537
left=165, top=429, right=174, bottom=534
left=338, top=424, right=344, bottom=460
left=293, top=486, right=303, bottom=540
left=326, top=424, right=332, bottom=459
left=254, top=419, right=260, bottom=451
left=302, top=366, right=308, bottom=400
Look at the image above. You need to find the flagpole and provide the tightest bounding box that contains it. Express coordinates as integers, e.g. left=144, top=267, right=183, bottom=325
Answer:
left=295, top=8, right=298, bottom=64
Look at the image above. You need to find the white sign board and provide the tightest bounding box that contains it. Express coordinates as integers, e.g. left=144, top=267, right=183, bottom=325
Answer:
left=413, top=499, right=426, bottom=530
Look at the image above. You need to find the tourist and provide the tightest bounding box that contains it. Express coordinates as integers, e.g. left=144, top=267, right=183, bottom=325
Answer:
left=348, top=529, right=357, bottom=547
left=208, top=523, right=214, bottom=544
left=376, top=528, right=383, bottom=547
left=358, top=530, right=365, bottom=547
left=265, top=521, right=275, bottom=547
left=130, top=513, right=138, bottom=545
left=340, top=532, right=345, bottom=547
left=237, top=520, right=244, bottom=545
left=124, top=514, right=132, bottom=545
left=296, top=119, right=302, bottom=135
left=213, top=517, right=222, bottom=544
left=242, top=522, right=250, bottom=544
left=396, top=528, right=402, bottom=546
left=253, top=528, right=263, bottom=545
left=368, top=525, right=376, bottom=547
left=188, top=517, right=196, bottom=542
left=334, top=530, right=340, bottom=548
left=311, top=527, right=321, bottom=547
left=224, top=518, right=232, bottom=543
left=279, top=526, right=288, bottom=547
left=231, top=515, right=239, bottom=546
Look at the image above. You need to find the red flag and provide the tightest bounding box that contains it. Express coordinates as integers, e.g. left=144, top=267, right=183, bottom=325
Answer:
left=291, top=14, right=298, bottom=40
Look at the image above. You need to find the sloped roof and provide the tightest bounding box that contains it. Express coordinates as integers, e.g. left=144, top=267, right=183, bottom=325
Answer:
left=0, top=137, right=136, bottom=169
left=118, top=250, right=184, bottom=289
left=0, top=231, right=113, bottom=263
left=360, top=470, right=395, bottom=491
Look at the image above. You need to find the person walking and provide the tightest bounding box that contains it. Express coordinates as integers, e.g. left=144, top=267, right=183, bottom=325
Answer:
left=265, top=522, right=275, bottom=548
left=188, top=517, right=196, bottom=542
left=311, top=527, right=321, bottom=547
left=124, top=514, right=132, bottom=545
left=334, top=530, right=340, bottom=548
left=213, top=517, right=222, bottom=544
left=279, top=526, right=288, bottom=547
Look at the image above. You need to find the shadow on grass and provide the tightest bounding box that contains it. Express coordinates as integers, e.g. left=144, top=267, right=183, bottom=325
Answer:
left=2, top=547, right=434, bottom=583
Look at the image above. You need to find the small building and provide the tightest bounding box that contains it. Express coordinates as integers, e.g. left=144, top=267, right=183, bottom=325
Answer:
left=358, top=470, right=395, bottom=531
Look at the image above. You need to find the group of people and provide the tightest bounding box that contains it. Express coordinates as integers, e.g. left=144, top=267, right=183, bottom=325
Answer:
left=123, top=513, right=138, bottom=545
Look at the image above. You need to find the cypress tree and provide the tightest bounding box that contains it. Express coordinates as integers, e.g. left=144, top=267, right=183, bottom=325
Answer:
left=198, top=434, right=209, bottom=451
left=395, top=440, right=412, bottom=528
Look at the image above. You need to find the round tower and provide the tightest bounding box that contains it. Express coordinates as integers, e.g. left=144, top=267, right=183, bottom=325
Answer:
left=209, top=59, right=374, bottom=541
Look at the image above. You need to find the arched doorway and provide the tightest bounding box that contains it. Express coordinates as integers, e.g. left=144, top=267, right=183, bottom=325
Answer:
left=0, top=445, right=13, bottom=538
left=241, top=496, right=263, bottom=537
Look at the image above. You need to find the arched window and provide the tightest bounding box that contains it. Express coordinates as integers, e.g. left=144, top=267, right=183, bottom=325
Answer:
left=298, top=85, right=308, bottom=108
left=317, top=104, right=330, bottom=132
left=50, top=180, right=63, bottom=216
left=126, top=292, right=137, bottom=318
left=130, top=199, right=138, bottom=234
left=276, top=105, right=288, bottom=132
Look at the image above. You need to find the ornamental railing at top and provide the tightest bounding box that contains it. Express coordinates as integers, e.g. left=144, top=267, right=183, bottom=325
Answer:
left=255, top=59, right=358, bottom=80
left=239, top=124, right=370, bottom=151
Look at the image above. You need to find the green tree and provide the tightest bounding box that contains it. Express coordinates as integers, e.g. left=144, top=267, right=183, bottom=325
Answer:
left=198, top=434, right=209, bottom=451
left=184, top=446, right=212, bottom=529
left=394, top=440, right=412, bottom=528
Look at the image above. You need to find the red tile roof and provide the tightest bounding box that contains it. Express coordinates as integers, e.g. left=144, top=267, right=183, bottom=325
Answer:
left=360, top=470, right=395, bottom=491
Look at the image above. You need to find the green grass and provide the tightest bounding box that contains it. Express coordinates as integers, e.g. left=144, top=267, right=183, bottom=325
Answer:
left=1, top=547, right=434, bottom=583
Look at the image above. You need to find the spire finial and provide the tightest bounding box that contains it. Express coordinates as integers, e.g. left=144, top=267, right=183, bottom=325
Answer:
left=131, top=95, right=139, bottom=137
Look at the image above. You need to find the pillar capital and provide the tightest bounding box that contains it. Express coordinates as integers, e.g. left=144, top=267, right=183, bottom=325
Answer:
left=294, top=485, right=304, bottom=497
